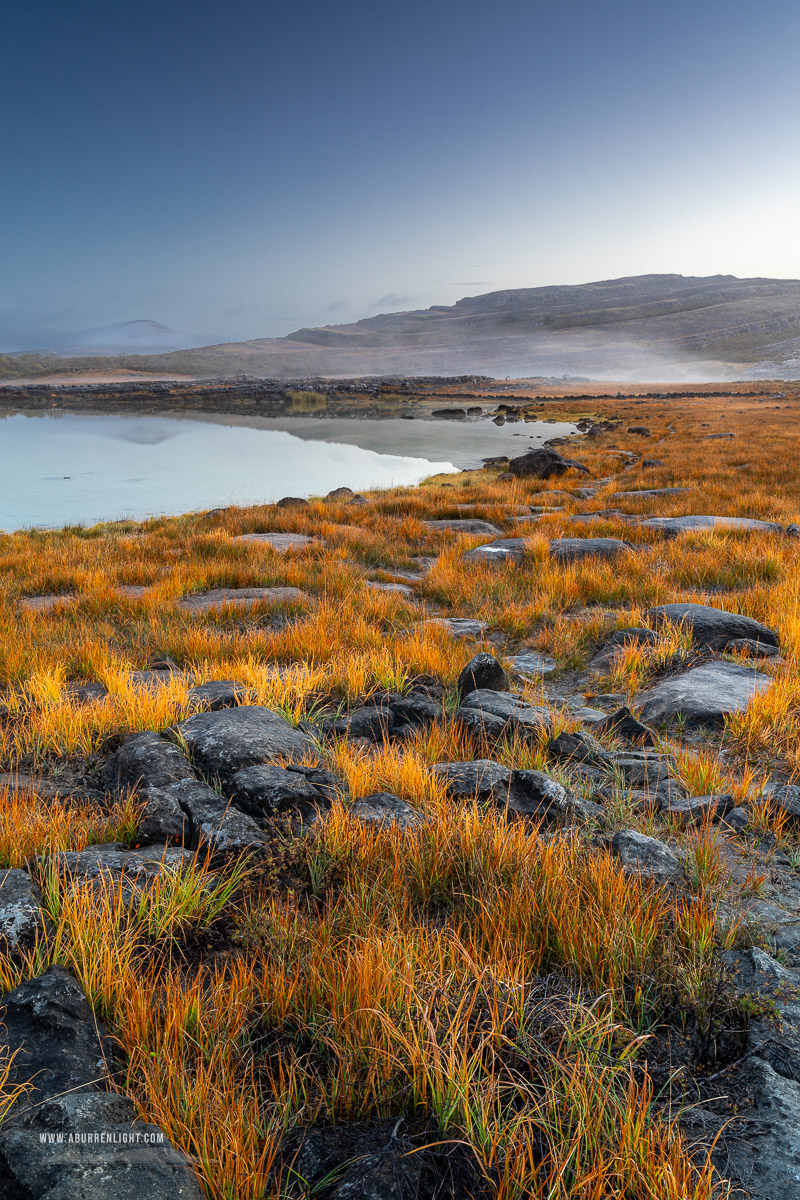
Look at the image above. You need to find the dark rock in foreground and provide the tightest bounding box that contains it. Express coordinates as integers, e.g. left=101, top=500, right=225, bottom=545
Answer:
left=508, top=446, right=589, bottom=479
left=636, top=660, right=773, bottom=726
left=455, top=689, right=551, bottom=742
left=0, top=966, right=111, bottom=1106
left=457, top=653, right=508, bottom=702
left=105, top=731, right=198, bottom=792
left=0, top=870, right=51, bottom=953
left=349, top=793, right=423, bottom=830
left=0, top=1091, right=205, bottom=1199
left=171, top=706, right=317, bottom=782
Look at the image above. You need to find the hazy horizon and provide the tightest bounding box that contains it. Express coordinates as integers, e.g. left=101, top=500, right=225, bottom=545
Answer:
left=4, top=0, right=800, bottom=352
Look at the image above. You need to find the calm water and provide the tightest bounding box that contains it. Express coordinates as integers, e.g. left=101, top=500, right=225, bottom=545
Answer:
left=0, top=411, right=579, bottom=530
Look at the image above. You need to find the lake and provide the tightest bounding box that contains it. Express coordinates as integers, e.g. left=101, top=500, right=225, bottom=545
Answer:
left=0, top=411, right=580, bottom=531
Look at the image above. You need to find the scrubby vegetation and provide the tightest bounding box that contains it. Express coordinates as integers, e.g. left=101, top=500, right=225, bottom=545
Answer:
left=1, top=388, right=800, bottom=1196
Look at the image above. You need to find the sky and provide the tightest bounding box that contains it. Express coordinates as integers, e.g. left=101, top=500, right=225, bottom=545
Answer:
left=2, top=0, right=800, bottom=350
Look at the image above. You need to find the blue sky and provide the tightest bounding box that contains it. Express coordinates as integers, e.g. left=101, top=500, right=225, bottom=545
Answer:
left=2, top=0, right=800, bottom=348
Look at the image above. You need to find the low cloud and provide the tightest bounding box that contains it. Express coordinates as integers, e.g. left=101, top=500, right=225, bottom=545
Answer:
left=371, top=293, right=414, bottom=310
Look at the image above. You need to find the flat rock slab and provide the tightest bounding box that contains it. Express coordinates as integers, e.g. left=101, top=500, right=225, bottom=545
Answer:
left=0, top=773, right=104, bottom=804
left=424, top=617, right=488, bottom=639
left=648, top=601, right=779, bottom=648
left=549, top=537, right=634, bottom=563
left=641, top=514, right=783, bottom=535
left=721, top=1058, right=800, bottom=1200
left=179, top=586, right=307, bottom=612
left=0, top=1090, right=205, bottom=1199
left=506, top=651, right=558, bottom=677
left=43, top=844, right=196, bottom=895
left=19, top=594, right=76, bottom=612
left=172, top=705, right=317, bottom=781
left=424, top=519, right=502, bottom=536
left=235, top=532, right=318, bottom=552
left=636, top=660, right=773, bottom=726
left=610, top=487, right=690, bottom=499
left=463, top=538, right=527, bottom=565
left=0, top=869, right=51, bottom=952
left=365, top=581, right=415, bottom=597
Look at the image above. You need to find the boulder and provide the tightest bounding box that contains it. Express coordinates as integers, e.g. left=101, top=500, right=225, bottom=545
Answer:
left=721, top=1058, right=800, bottom=1200
left=230, top=763, right=324, bottom=816
left=607, top=749, right=675, bottom=789
left=136, top=787, right=189, bottom=845
left=549, top=537, right=634, bottom=564
left=457, top=653, right=508, bottom=702
left=661, top=792, right=734, bottom=827
left=626, top=426, right=651, bottom=436
left=424, top=519, right=501, bottom=536
left=463, top=538, right=528, bottom=565
left=636, top=660, right=773, bottom=726
left=725, top=637, right=782, bottom=659
left=171, top=706, right=317, bottom=782
left=611, top=830, right=682, bottom=881
left=762, top=782, right=800, bottom=820
left=42, top=844, right=196, bottom=899
left=641, top=514, right=783, bottom=536
left=276, top=496, right=309, bottom=508
left=433, top=760, right=515, bottom=806
left=0, top=966, right=112, bottom=1106
left=508, top=446, right=589, bottom=479
left=0, top=870, right=51, bottom=952
left=105, top=731, right=197, bottom=792
left=164, top=779, right=268, bottom=856
left=455, top=689, right=551, bottom=742
left=649, top=603, right=779, bottom=649
left=349, top=793, right=423, bottom=831
left=549, top=730, right=609, bottom=764
left=0, top=1091, right=205, bottom=1199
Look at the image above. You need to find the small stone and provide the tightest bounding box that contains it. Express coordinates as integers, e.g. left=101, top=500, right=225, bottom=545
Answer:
left=550, top=730, right=608, bottom=764
left=187, top=679, right=250, bottom=710
left=424, top=617, right=487, bottom=639
left=230, top=763, right=323, bottom=816
left=168, top=779, right=268, bottom=857
left=592, top=706, right=655, bottom=745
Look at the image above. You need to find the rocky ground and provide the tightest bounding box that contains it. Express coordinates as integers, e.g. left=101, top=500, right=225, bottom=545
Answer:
left=1, top=386, right=800, bottom=1197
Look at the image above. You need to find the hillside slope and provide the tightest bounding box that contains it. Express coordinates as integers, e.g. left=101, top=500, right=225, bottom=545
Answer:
left=9, top=274, right=800, bottom=380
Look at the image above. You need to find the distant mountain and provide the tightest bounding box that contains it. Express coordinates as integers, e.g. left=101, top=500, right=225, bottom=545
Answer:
left=6, top=275, right=800, bottom=380
left=19, top=320, right=208, bottom=357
